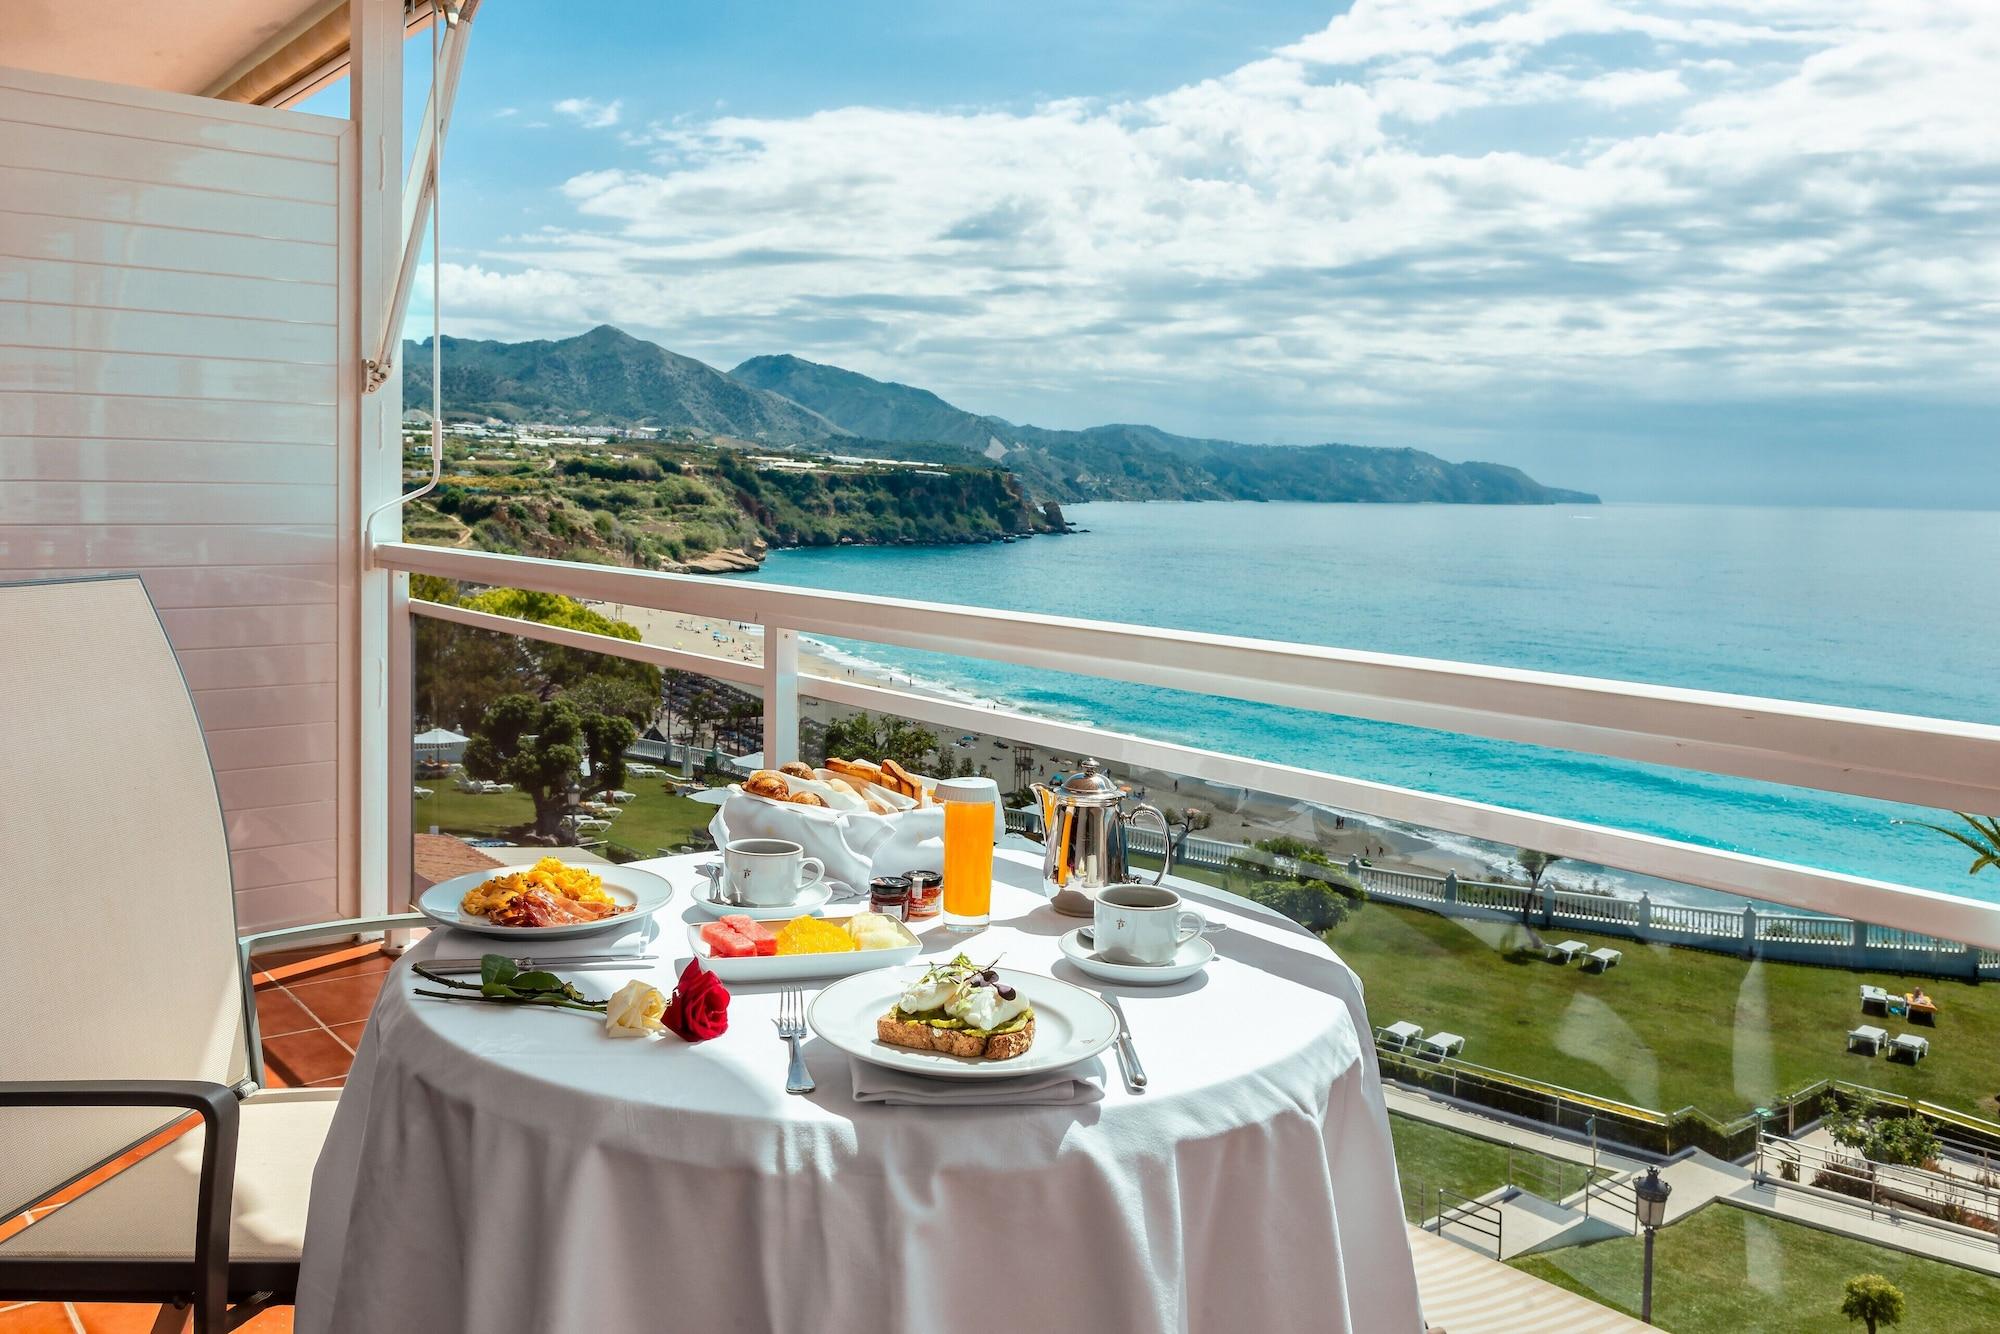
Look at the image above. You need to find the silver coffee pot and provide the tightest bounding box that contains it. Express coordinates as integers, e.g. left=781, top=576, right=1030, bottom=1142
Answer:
left=1033, top=758, right=1173, bottom=917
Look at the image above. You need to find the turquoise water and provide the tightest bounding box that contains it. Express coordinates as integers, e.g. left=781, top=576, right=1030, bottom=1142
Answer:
left=742, top=503, right=2000, bottom=903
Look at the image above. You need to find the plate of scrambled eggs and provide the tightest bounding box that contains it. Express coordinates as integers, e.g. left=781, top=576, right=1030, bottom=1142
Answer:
left=417, top=856, right=675, bottom=939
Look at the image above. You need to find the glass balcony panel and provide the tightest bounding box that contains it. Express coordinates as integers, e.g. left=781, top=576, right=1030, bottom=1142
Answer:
left=800, top=687, right=2000, bottom=1325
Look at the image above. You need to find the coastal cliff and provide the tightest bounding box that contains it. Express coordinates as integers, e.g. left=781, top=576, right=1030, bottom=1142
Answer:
left=401, top=433, right=1064, bottom=573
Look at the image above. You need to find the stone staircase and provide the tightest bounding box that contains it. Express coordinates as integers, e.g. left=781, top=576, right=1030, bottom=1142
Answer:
left=1434, top=1179, right=1634, bottom=1261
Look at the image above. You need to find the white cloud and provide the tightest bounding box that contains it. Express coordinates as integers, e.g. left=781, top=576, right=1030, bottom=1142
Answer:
left=553, top=97, right=622, bottom=129
left=444, top=2, right=2000, bottom=454
left=1578, top=68, right=1687, bottom=105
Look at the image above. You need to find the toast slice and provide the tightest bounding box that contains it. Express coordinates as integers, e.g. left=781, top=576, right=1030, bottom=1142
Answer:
left=877, top=1010, right=1035, bottom=1061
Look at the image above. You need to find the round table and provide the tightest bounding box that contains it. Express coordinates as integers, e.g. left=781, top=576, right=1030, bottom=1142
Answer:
left=297, top=847, right=1422, bottom=1333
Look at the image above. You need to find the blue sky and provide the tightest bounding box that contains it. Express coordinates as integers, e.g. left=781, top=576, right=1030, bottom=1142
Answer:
left=310, top=2, right=2000, bottom=505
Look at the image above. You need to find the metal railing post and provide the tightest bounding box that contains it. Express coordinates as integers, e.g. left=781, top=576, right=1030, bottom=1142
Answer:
left=763, top=624, right=800, bottom=766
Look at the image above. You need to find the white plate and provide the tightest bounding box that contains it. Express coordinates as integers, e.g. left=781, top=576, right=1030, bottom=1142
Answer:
left=416, top=861, right=674, bottom=940
left=809, top=966, right=1119, bottom=1081
left=686, top=916, right=921, bottom=983
left=1058, top=928, right=1213, bottom=985
left=690, top=879, right=835, bottom=920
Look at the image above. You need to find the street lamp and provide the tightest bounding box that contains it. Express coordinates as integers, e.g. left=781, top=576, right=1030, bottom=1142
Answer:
left=1634, top=1166, right=1672, bottom=1324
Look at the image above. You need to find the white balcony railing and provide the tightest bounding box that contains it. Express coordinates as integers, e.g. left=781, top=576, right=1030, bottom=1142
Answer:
left=375, top=541, right=2000, bottom=950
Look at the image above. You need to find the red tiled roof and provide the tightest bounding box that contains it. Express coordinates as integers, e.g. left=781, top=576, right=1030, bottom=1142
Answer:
left=412, top=833, right=505, bottom=897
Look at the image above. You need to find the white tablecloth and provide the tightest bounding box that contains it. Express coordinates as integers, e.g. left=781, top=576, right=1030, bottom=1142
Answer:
left=296, top=847, right=1422, bottom=1333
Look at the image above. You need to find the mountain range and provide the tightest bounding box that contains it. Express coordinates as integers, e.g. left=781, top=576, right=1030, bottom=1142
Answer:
left=405, top=326, right=1598, bottom=506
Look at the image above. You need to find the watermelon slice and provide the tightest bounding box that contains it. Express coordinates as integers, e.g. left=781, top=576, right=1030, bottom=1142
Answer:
left=721, top=915, right=778, bottom=956
left=699, top=920, right=755, bottom=958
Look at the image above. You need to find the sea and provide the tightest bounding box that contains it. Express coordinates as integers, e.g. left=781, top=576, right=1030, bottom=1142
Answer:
left=741, top=502, right=2000, bottom=908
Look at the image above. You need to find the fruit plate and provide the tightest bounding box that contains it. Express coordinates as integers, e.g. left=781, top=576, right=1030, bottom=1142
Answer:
left=416, top=862, right=674, bottom=940
left=808, top=966, right=1119, bottom=1081
left=685, top=916, right=921, bottom=983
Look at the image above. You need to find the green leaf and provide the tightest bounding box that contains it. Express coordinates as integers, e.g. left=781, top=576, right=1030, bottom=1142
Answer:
left=507, top=969, right=589, bottom=1003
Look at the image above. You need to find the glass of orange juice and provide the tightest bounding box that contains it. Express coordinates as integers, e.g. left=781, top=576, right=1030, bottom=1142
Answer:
left=937, top=776, right=1000, bottom=931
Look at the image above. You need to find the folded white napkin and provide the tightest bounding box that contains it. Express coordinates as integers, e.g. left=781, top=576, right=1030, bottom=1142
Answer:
left=849, top=1058, right=1106, bottom=1107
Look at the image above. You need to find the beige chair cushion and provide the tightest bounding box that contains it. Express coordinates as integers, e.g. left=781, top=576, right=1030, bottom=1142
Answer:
left=0, top=1090, right=337, bottom=1264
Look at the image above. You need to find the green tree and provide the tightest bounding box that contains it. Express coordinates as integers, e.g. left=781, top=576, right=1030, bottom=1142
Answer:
left=564, top=675, right=657, bottom=730
left=462, top=694, right=635, bottom=842
left=817, top=712, right=944, bottom=774
left=1839, top=1274, right=1905, bottom=1333
left=1227, top=837, right=1365, bottom=932
left=1827, top=1102, right=1941, bottom=1168
left=409, top=579, right=660, bottom=730
left=460, top=587, right=661, bottom=701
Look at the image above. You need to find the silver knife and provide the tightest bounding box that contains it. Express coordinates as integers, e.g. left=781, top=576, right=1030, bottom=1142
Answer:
left=420, top=953, right=658, bottom=974
left=1102, top=992, right=1147, bottom=1090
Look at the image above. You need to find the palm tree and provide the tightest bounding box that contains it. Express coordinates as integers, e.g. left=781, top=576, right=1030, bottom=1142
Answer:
left=1514, top=848, right=1560, bottom=947
left=1907, top=812, right=2000, bottom=876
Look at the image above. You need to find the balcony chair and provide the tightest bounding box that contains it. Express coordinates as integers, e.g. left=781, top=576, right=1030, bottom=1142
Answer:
left=0, top=576, right=420, bottom=1334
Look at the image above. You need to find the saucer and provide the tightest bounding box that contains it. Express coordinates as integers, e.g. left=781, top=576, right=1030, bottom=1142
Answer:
left=1058, top=927, right=1214, bottom=985
left=693, top=879, right=833, bottom=921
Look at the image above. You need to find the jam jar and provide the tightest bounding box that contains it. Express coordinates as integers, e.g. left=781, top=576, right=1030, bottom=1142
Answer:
left=905, top=869, right=943, bottom=921
left=869, top=874, right=912, bottom=920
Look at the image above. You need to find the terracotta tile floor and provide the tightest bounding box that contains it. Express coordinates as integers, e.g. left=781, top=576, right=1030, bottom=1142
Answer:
left=0, top=944, right=395, bottom=1333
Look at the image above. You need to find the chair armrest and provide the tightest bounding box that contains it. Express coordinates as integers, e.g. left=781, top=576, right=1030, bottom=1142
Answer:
left=238, top=911, right=429, bottom=957
left=237, top=913, right=426, bottom=1090
left=0, top=1081, right=237, bottom=1334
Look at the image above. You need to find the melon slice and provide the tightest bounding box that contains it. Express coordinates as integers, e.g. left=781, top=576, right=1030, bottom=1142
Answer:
left=699, top=920, right=755, bottom=958
left=720, top=914, right=779, bottom=956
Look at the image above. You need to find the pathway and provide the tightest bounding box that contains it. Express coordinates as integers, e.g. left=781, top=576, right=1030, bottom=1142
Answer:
left=1409, top=1226, right=1648, bottom=1332
left=1387, top=1084, right=1648, bottom=1174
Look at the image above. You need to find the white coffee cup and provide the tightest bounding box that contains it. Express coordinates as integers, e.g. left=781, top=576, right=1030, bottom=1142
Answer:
left=723, top=837, right=825, bottom=907
left=1094, top=884, right=1205, bottom=966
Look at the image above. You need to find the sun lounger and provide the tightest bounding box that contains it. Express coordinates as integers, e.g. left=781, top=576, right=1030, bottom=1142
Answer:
left=1548, top=940, right=1589, bottom=964
left=1891, top=1033, right=1929, bottom=1062
left=1847, top=1024, right=1887, bottom=1054
left=1905, top=994, right=1937, bottom=1025
left=1860, top=985, right=1890, bottom=1013
left=1583, top=947, right=1622, bottom=972
left=1419, top=1032, right=1465, bottom=1060
left=1376, top=1020, right=1423, bottom=1049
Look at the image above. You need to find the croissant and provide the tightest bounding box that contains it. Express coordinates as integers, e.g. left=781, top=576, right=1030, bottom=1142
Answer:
left=779, top=761, right=816, bottom=780
left=743, top=771, right=792, bottom=801
left=789, top=790, right=829, bottom=807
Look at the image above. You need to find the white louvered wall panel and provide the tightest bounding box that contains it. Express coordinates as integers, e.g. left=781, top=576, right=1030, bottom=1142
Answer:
left=0, top=66, right=356, bottom=930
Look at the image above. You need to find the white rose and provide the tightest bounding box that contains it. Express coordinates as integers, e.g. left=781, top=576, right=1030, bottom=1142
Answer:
left=604, top=980, right=666, bottom=1039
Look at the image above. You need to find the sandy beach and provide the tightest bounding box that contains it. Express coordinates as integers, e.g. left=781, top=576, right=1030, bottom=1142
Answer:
left=589, top=598, right=1506, bottom=883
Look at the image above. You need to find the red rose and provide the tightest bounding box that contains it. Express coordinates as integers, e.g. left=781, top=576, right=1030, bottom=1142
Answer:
left=662, top=958, right=730, bottom=1042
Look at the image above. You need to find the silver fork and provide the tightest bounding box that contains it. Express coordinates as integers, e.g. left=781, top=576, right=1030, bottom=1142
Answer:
left=773, top=988, right=814, bottom=1095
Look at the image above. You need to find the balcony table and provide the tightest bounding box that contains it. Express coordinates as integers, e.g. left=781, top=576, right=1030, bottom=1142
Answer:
left=296, top=845, right=1423, bottom=1333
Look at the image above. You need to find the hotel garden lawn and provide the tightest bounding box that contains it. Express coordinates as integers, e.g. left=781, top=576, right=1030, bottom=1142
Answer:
left=1512, top=1202, right=2000, bottom=1333
left=413, top=779, right=715, bottom=861
left=1388, top=1113, right=1590, bottom=1222
left=1320, top=899, right=2000, bottom=1122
